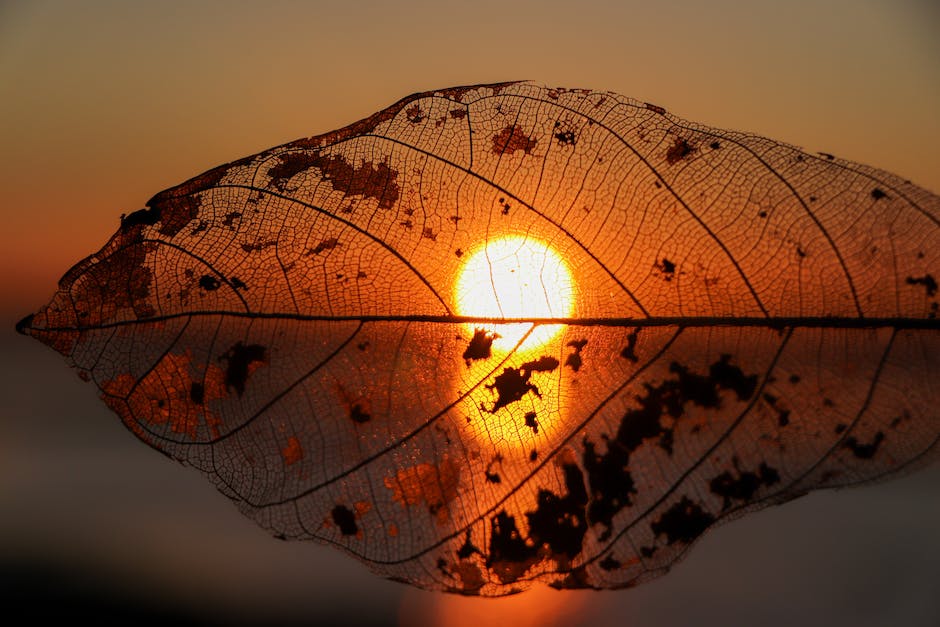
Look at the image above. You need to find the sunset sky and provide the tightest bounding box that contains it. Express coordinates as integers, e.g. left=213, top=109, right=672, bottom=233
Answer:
left=2, top=1, right=938, bottom=624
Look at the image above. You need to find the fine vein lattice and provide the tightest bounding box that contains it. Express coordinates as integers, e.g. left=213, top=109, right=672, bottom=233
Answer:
left=18, top=83, right=939, bottom=595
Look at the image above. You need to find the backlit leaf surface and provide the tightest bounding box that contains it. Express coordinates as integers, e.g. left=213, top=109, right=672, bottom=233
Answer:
left=19, top=83, right=939, bottom=594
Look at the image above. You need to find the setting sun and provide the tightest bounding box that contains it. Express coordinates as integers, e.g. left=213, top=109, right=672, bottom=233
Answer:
left=454, top=236, right=575, bottom=352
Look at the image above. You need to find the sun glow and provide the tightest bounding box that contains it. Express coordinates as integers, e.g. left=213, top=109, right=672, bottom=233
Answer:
left=454, top=236, right=575, bottom=353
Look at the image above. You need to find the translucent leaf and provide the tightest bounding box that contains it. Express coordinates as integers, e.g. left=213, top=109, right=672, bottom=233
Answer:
left=18, top=82, right=939, bottom=595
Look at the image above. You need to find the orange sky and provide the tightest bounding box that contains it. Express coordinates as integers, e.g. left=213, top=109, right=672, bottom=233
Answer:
left=1, top=2, right=938, bottom=625
left=2, top=0, right=938, bottom=324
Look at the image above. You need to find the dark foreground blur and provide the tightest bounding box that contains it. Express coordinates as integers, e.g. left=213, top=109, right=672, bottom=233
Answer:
left=3, top=328, right=938, bottom=627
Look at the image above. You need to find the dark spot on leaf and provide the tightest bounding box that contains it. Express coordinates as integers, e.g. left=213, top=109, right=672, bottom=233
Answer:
left=796, top=246, right=806, bottom=258
left=455, top=248, right=464, bottom=258
left=189, top=382, right=204, bottom=405
left=789, top=374, right=801, bottom=384
left=584, top=355, right=756, bottom=538
left=198, top=275, right=220, bottom=291
left=143, top=163, right=230, bottom=236
left=655, top=258, right=676, bottom=280
left=485, top=455, right=503, bottom=483
left=241, top=240, right=275, bottom=253
left=463, top=328, right=497, bottom=365
left=906, top=274, right=938, bottom=297
left=763, top=393, right=790, bottom=427
left=269, top=152, right=400, bottom=210
left=620, top=328, right=640, bottom=363
left=709, top=460, right=780, bottom=510
left=308, top=238, right=340, bottom=255
left=709, top=141, right=720, bottom=149
left=350, top=402, right=371, bottom=424
left=487, top=460, right=589, bottom=583
left=666, top=138, right=694, bottom=165
left=449, top=108, right=467, bottom=119
left=834, top=423, right=847, bottom=434
left=524, top=411, right=539, bottom=434
left=230, top=277, right=247, bottom=290
left=758, top=210, right=768, bottom=218
left=487, top=511, right=539, bottom=584
left=645, top=102, right=666, bottom=115
left=492, top=125, right=537, bottom=155
left=219, top=341, right=267, bottom=396
left=651, top=496, right=715, bottom=545
left=844, top=432, right=885, bottom=459
left=565, top=339, right=588, bottom=372
left=457, top=530, right=481, bottom=559
left=422, top=227, right=437, bottom=241
left=555, top=129, right=576, bottom=146
left=332, top=505, right=358, bottom=536
left=406, top=104, right=424, bottom=123
left=871, top=188, right=887, bottom=200
left=487, top=355, right=561, bottom=413
left=529, top=450, right=538, bottom=462
left=640, top=546, right=655, bottom=558
left=599, top=555, right=621, bottom=571
left=222, top=212, right=241, bottom=228
left=121, top=207, right=160, bottom=230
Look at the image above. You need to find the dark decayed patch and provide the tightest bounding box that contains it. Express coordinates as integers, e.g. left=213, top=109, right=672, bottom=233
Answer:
left=565, top=339, right=588, bottom=372
left=655, top=257, right=676, bottom=280
left=308, top=238, right=340, bottom=255
left=457, top=530, right=482, bottom=559
left=198, top=275, right=220, bottom=291
left=219, top=341, right=267, bottom=396
left=554, top=122, right=577, bottom=146
left=709, top=461, right=780, bottom=510
left=906, top=274, right=938, bottom=297
left=350, top=401, right=371, bottom=424
left=492, top=125, right=537, bottom=155
left=189, top=382, right=205, bottom=405
left=486, top=356, right=560, bottom=413
left=222, top=212, right=241, bottom=228
left=598, top=555, right=621, bottom=571
left=241, top=240, right=276, bottom=253
left=651, top=497, right=715, bottom=545
left=268, top=151, right=400, bottom=210
left=583, top=354, right=757, bottom=539
left=763, top=392, right=791, bottom=427
left=463, top=328, right=497, bottom=365
left=524, top=411, right=539, bottom=434
left=620, top=328, right=640, bottom=362
left=61, top=234, right=155, bottom=325
left=871, top=188, right=887, bottom=200
left=485, top=454, right=503, bottom=484
left=143, top=162, right=230, bottom=237
left=844, top=432, right=885, bottom=459
left=665, top=137, right=694, bottom=164
left=121, top=206, right=161, bottom=230
left=406, top=104, right=424, bottom=123
left=332, top=505, right=358, bottom=536
left=486, top=462, right=588, bottom=584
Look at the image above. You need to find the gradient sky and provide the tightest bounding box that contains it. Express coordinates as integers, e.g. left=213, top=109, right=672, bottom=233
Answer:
left=2, top=1, right=938, bottom=625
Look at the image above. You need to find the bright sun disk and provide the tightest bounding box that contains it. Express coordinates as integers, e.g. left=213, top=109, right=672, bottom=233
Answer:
left=454, top=236, right=575, bottom=352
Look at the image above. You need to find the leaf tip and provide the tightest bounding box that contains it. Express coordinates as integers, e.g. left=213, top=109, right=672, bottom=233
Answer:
left=14, top=313, right=34, bottom=336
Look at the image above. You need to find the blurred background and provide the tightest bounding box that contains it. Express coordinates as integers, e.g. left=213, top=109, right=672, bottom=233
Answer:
left=1, top=1, right=938, bottom=625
